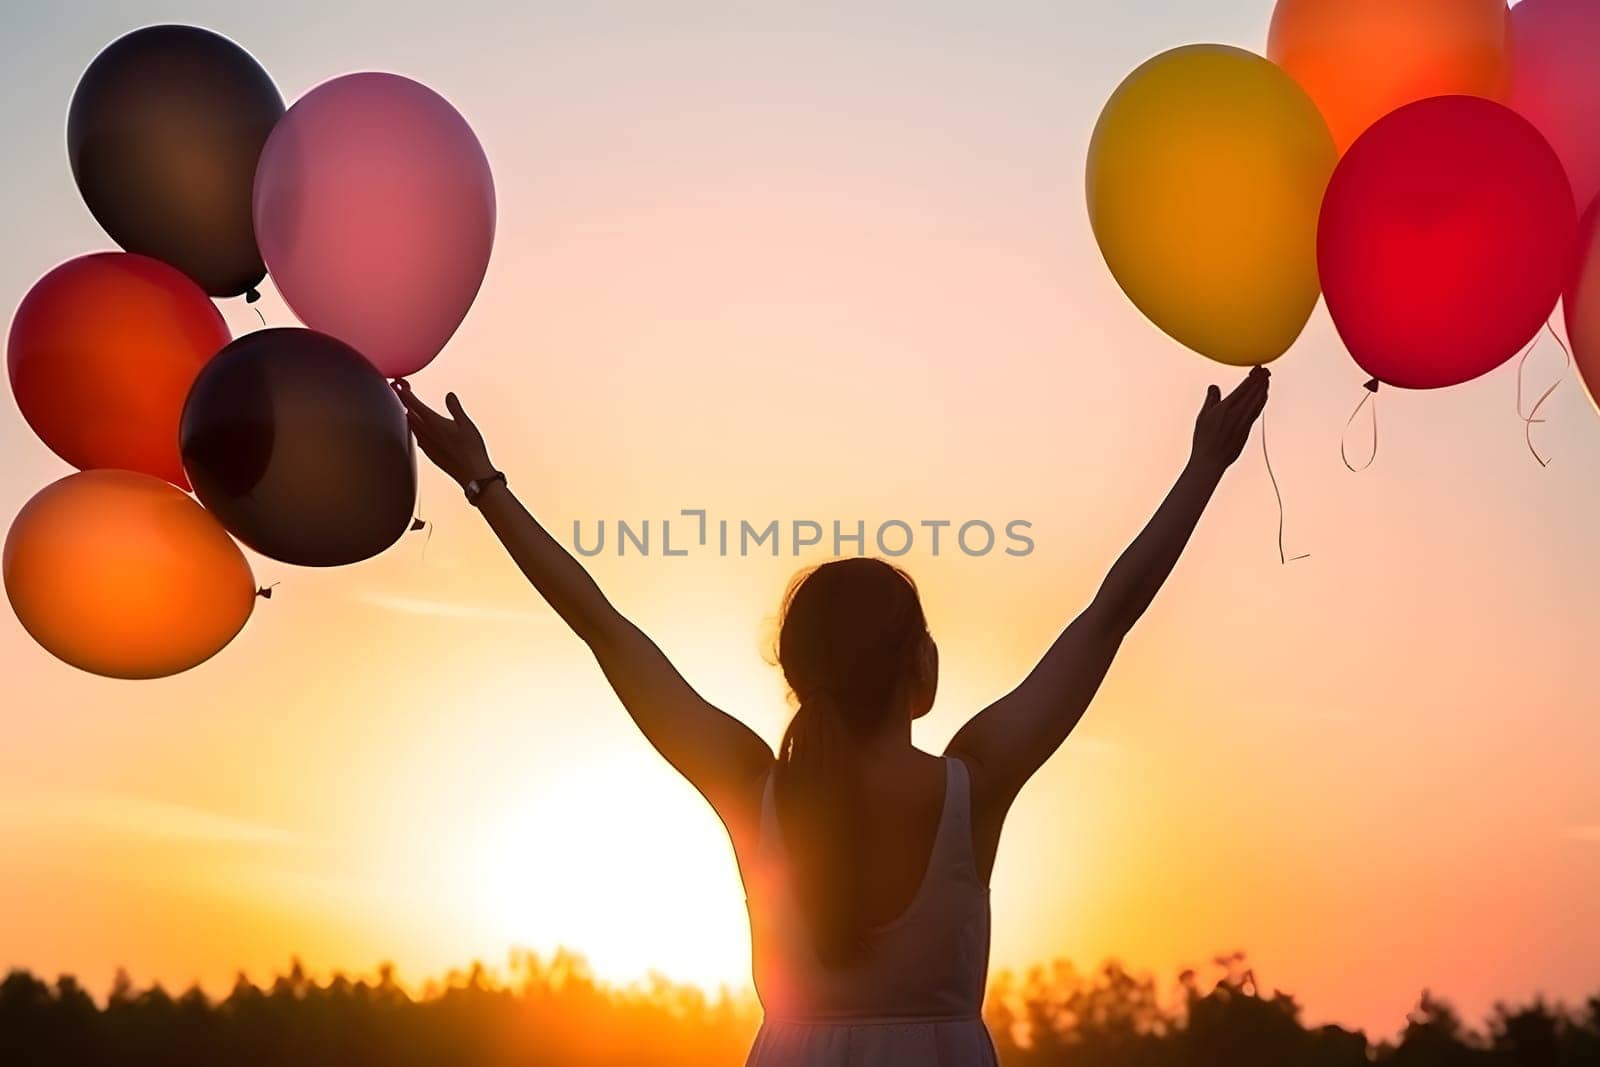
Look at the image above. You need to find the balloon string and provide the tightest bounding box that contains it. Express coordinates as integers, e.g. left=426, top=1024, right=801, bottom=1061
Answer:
left=412, top=517, right=434, bottom=553
left=256, top=582, right=280, bottom=600
left=252, top=306, right=266, bottom=327
left=411, top=476, right=433, bottom=561
left=1260, top=410, right=1309, bottom=565
left=1516, top=322, right=1571, bottom=468
left=1340, top=379, right=1380, bottom=473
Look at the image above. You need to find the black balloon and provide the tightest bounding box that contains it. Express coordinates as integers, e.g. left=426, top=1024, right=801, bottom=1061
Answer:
left=180, top=329, right=417, bottom=567
left=68, top=25, right=284, bottom=298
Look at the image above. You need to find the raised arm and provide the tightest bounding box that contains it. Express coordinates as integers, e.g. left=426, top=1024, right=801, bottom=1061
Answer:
left=395, top=382, right=774, bottom=834
left=947, top=368, right=1270, bottom=818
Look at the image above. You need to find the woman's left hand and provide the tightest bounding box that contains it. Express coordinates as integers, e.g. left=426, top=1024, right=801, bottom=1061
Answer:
left=1190, top=366, right=1270, bottom=473
left=394, top=380, right=495, bottom=487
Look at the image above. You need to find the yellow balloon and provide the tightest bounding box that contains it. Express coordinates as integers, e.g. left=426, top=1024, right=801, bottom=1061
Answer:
left=1087, top=44, right=1337, bottom=367
left=4, top=470, right=256, bottom=680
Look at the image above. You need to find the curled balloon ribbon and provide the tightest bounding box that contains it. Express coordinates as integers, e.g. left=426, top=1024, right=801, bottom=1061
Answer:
left=1260, top=410, right=1309, bottom=565
left=1341, top=379, right=1381, bottom=473
left=1516, top=321, right=1571, bottom=468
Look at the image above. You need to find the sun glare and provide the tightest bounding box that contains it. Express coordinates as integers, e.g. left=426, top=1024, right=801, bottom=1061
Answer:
left=460, top=756, right=754, bottom=993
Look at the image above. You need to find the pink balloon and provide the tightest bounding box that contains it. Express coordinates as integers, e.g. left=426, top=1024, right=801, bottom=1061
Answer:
left=1511, top=0, right=1600, bottom=215
left=1563, top=203, right=1600, bottom=412
left=254, top=73, right=495, bottom=378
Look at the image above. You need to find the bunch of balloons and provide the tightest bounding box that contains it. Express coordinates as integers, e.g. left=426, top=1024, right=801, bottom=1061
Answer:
left=5, top=25, right=495, bottom=679
left=1087, top=0, right=1600, bottom=418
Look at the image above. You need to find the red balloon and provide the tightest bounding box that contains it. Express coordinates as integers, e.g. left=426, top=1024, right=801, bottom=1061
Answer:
left=7, top=252, right=229, bottom=487
left=1318, top=96, right=1576, bottom=390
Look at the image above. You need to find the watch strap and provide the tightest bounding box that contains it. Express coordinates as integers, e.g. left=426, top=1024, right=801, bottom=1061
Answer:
left=464, top=471, right=506, bottom=506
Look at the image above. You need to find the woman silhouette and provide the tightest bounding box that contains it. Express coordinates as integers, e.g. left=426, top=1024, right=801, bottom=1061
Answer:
left=397, top=366, right=1269, bottom=1066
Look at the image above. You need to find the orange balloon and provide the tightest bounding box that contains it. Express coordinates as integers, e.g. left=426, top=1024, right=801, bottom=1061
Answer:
left=4, top=470, right=256, bottom=679
left=1269, top=0, right=1512, bottom=152
left=7, top=253, right=230, bottom=488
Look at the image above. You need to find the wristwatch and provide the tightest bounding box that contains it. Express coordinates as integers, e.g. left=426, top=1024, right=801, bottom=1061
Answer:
left=463, top=471, right=506, bottom=506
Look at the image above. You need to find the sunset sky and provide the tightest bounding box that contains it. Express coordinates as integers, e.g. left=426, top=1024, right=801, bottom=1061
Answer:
left=2, top=0, right=1597, bottom=1042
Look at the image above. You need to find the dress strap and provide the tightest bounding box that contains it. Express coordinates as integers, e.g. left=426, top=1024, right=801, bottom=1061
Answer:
left=939, top=756, right=981, bottom=884
left=756, top=766, right=782, bottom=863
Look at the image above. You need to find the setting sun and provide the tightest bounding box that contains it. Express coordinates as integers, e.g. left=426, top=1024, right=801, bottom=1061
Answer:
left=461, top=756, right=752, bottom=992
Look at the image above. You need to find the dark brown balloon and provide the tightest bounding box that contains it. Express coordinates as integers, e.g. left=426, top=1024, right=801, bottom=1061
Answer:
left=180, top=329, right=416, bottom=567
left=68, top=25, right=284, bottom=298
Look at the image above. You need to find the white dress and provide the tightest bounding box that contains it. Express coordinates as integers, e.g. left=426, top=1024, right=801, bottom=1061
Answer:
left=742, top=757, right=1000, bottom=1066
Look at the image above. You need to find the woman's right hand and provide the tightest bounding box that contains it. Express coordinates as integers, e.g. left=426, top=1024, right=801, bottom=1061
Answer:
left=1190, top=366, right=1270, bottom=473
left=394, top=380, right=496, bottom=488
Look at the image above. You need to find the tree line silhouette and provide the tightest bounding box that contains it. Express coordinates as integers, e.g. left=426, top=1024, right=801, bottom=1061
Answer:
left=2, top=949, right=1597, bottom=1066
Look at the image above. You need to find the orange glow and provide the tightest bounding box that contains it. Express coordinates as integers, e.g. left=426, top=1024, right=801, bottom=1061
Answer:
left=2, top=5, right=1599, bottom=1042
